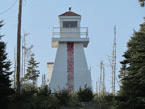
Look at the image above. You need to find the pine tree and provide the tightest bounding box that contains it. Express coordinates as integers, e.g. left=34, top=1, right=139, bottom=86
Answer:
left=138, top=0, right=145, bottom=7
left=24, top=54, right=40, bottom=86
left=118, top=22, right=145, bottom=108
left=0, top=21, right=13, bottom=107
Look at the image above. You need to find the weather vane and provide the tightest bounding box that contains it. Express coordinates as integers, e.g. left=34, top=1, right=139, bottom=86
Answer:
left=69, top=5, right=71, bottom=11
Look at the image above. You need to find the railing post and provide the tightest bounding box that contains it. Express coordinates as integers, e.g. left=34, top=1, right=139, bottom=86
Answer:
left=52, top=28, right=54, bottom=38
left=52, top=27, right=88, bottom=38
left=86, top=27, right=88, bottom=38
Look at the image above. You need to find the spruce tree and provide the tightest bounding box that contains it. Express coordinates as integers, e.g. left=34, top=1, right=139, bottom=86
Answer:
left=24, top=54, right=40, bottom=86
left=0, top=21, right=13, bottom=107
left=118, top=22, right=145, bottom=108
left=138, top=0, right=145, bottom=7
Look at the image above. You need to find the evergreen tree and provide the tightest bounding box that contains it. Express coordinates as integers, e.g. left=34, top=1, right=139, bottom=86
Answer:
left=138, top=0, right=145, bottom=7
left=118, top=21, right=145, bottom=108
left=24, top=54, right=40, bottom=86
left=0, top=20, right=13, bottom=108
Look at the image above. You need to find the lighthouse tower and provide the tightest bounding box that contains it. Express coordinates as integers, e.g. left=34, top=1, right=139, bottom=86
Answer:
left=49, top=8, right=92, bottom=92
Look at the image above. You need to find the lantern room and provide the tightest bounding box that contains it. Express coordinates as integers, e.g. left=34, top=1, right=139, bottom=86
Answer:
left=58, top=7, right=81, bottom=38
left=52, top=7, right=89, bottom=48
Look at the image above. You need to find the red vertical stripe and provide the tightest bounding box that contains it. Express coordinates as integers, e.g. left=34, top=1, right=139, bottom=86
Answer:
left=67, top=42, right=74, bottom=92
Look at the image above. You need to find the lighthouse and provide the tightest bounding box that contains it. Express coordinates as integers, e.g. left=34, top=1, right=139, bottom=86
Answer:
left=49, top=8, right=92, bottom=92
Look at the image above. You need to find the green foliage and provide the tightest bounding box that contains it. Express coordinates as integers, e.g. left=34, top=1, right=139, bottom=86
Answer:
left=93, top=93, right=115, bottom=109
left=0, top=20, right=14, bottom=108
left=77, top=85, right=94, bottom=102
left=9, top=85, right=61, bottom=109
left=21, top=82, right=38, bottom=96
left=9, top=92, right=60, bottom=109
left=24, top=55, right=40, bottom=86
left=138, top=0, right=145, bottom=7
left=117, top=21, right=145, bottom=108
left=70, top=92, right=79, bottom=103
left=37, top=85, right=51, bottom=96
left=99, top=87, right=106, bottom=96
left=9, top=87, right=118, bottom=109
left=54, top=89, right=71, bottom=106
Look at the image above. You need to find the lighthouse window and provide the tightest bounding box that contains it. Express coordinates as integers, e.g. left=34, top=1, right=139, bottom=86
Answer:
left=63, top=21, right=77, bottom=28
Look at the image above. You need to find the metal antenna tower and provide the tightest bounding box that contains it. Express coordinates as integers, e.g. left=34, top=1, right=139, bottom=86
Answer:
left=112, top=25, right=116, bottom=95
left=99, top=60, right=105, bottom=95
left=42, top=72, right=46, bottom=86
left=99, top=60, right=102, bottom=95
left=22, top=32, right=30, bottom=79
left=14, top=48, right=17, bottom=89
left=96, top=81, right=98, bottom=94
left=102, top=62, right=105, bottom=93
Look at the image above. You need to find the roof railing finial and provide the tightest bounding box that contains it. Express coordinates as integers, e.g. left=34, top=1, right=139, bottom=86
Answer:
left=69, top=5, right=71, bottom=11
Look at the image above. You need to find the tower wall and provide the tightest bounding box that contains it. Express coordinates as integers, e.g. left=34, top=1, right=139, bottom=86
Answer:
left=49, top=42, right=92, bottom=92
left=47, top=63, right=54, bottom=84
left=49, top=43, right=67, bottom=91
left=74, top=43, right=92, bottom=91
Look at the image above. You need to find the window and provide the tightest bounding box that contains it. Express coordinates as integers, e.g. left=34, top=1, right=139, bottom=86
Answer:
left=63, top=21, right=77, bottom=28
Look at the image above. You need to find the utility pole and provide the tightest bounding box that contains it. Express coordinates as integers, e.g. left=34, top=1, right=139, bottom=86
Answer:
left=16, top=0, right=22, bottom=94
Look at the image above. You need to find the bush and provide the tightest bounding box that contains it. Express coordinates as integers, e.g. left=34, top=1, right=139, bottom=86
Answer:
left=37, top=85, right=51, bottom=96
left=93, top=94, right=115, bottom=109
left=54, top=89, right=71, bottom=106
left=77, top=84, right=94, bottom=102
left=21, top=82, right=38, bottom=96
left=113, top=96, right=145, bottom=109
left=70, top=92, right=79, bottom=103
left=8, top=88, right=60, bottom=109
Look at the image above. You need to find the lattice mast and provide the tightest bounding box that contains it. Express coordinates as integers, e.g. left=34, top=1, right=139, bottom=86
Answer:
left=22, top=33, right=29, bottom=78
left=42, top=72, right=46, bottom=86
left=99, top=61, right=103, bottom=94
left=14, top=48, right=17, bottom=88
left=99, top=60, right=105, bottom=95
left=102, top=62, right=105, bottom=92
left=112, top=25, right=116, bottom=95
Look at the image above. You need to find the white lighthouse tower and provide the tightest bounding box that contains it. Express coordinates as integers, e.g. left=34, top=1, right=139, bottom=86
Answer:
left=49, top=8, right=92, bottom=92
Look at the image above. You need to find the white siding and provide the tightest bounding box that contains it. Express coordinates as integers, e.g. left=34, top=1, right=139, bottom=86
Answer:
left=49, top=43, right=67, bottom=92
left=74, top=43, right=92, bottom=91
left=47, top=63, right=54, bottom=85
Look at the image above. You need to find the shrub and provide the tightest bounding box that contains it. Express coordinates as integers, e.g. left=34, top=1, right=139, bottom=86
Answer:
left=37, top=85, right=51, bottom=96
left=77, top=84, right=94, bottom=102
left=70, top=92, right=79, bottom=103
left=54, top=89, right=70, bottom=106
left=21, top=82, right=38, bottom=96
left=8, top=88, right=60, bottom=109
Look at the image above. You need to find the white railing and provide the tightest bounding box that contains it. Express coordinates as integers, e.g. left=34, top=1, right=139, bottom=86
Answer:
left=52, top=27, right=88, bottom=38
